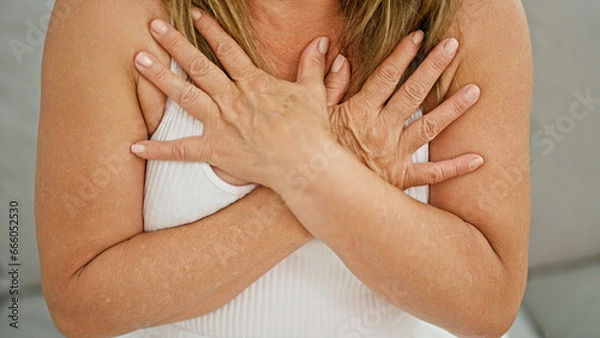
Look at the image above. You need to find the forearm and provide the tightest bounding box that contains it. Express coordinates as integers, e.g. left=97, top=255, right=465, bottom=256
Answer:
left=276, top=147, right=520, bottom=337
left=53, top=186, right=311, bottom=337
left=160, top=187, right=312, bottom=325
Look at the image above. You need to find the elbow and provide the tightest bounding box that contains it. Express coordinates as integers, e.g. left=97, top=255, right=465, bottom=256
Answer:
left=47, top=299, right=117, bottom=338
left=456, top=305, right=519, bottom=338
left=44, top=292, right=93, bottom=338
left=42, top=278, right=74, bottom=337
left=44, top=293, right=82, bottom=338
left=43, top=281, right=117, bottom=338
left=450, top=286, right=524, bottom=338
left=47, top=308, right=81, bottom=338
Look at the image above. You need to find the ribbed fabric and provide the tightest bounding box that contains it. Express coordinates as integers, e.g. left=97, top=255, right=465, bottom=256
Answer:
left=123, top=60, right=458, bottom=338
left=143, top=60, right=257, bottom=232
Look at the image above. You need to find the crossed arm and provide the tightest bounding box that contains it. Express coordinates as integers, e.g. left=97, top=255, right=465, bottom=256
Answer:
left=130, top=2, right=532, bottom=336
left=35, top=1, right=531, bottom=337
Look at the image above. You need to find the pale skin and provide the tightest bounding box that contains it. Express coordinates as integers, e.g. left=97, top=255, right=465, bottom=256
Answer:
left=35, top=1, right=532, bottom=338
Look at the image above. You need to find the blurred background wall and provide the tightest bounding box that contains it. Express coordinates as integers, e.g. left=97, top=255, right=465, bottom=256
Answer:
left=1, top=0, right=598, bottom=337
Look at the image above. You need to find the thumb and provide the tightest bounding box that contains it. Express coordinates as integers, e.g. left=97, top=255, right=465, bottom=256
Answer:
left=324, top=54, right=351, bottom=107
left=296, top=37, right=329, bottom=84
left=130, top=137, right=212, bottom=162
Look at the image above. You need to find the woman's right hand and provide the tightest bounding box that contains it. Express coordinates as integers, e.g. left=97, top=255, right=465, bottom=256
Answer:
left=323, top=32, right=484, bottom=191
left=134, top=11, right=482, bottom=191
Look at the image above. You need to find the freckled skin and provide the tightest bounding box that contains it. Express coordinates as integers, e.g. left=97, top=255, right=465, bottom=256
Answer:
left=36, top=0, right=531, bottom=336
left=283, top=94, right=298, bottom=110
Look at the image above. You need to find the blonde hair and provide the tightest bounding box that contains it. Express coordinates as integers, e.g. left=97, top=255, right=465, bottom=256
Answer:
left=162, top=0, right=457, bottom=103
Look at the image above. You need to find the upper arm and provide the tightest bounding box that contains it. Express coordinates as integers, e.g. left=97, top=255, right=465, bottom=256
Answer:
left=429, top=0, right=532, bottom=273
left=35, top=0, right=168, bottom=291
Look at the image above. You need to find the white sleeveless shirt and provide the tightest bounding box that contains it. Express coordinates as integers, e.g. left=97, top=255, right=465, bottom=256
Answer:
left=121, top=60, right=458, bottom=338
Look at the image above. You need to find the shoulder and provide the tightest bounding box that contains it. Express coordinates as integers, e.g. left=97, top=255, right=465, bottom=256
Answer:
left=430, top=0, right=532, bottom=116
left=46, top=0, right=171, bottom=132
left=456, top=0, right=529, bottom=29
left=46, top=0, right=171, bottom=72
left=451, top=0, right=532, bottom=81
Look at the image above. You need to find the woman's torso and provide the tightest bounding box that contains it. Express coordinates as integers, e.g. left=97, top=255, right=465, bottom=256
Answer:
left=124, top=59, right=452, bottom=338
left=129, top=5, right=456, bottom=336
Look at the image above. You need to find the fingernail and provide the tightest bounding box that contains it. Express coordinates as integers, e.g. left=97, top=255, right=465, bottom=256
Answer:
left=412, top=30, right=424, bottom=44
left=469, top=156, right=484, bottom=170
left=465, top=85, right=481, bottom=101
left=191, top=8, right=202, bottom=21
left=318, top=37, right=329, bottom=55
left=150, top=19, right=168, bottom=36
left=444, top=38, right=459, bottom=56
left=135, top=52, right=153, bottom=68
left=131, top=144, right=146, bottom=154
left=331, top=54, right=345, bottom=73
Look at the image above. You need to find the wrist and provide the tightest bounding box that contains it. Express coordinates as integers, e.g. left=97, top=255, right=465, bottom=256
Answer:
left=267, top=136, right=346, bottom=197
left=253, top=186, right=315, bottom=244
left=273, top=143, right=383, bottom=245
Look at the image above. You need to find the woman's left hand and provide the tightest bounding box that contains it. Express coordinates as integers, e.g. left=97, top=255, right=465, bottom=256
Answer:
left=131, top=10, right=338, bottom=189
left=131, top=10, right=484, bottom=193
left=326, top=35, right=483, bottom=191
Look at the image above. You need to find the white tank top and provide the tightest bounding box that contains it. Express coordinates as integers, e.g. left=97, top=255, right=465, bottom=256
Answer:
left=122, top=60, right=458, bottom=337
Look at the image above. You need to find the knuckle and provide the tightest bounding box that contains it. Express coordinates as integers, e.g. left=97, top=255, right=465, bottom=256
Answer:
left=448, top=98, right=466, bottom=117
left=215, top=39, right=237, bottom=59
left=188, top=55, right=212, bottom=78
left=378, top=63, right=402, bottom=85
left=244, top=74, right=270, bottom=93
left=421, top=116, right=440, bottom=140
left=429, top=54, right=450, bottom=74
left=152, top=65, right=169, bottom=83
left=170, top=141, right=187, bottom=161
left=392, top=36, right=417, bottom=54
left=402, top=81, right=427, bottom=106
left=177, top=84, right=200, bottom=106
left=164, top=34, right=184, bottom=53
left=398, top=48, right=417, bottom=64
left=222, top=86, right=240, bottom=107
left=310, top=56, right=326, bottom=72
left=325, top=77, right=344, bottom=95
left=200, top=144, right=212, bottom=162
left=427, top=167, right=445, bottom=184
left=324, top=80, right=337, bottom=93
left=454, top=161, right=466, bottom=176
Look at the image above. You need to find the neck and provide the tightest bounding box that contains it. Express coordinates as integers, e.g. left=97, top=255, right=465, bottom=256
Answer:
left=245, top=0, right=345, bottom=80
left=246, top=0, right=342, bottom=23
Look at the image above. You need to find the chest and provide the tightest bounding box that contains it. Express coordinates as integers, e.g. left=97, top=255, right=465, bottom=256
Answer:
left=138, top=20, right=344, bottom=136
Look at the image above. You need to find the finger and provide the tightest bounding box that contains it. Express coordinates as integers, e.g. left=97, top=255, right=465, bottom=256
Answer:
left=130, top=137, right=212, bottom=162
left=408, top=153, right=484, bottom=186
left=134, top=51, right=219, bottom=123
left=296, top=37, right=329, bottom=85
left=352, top=30, right=424, bottom=108
left=148, top=18, right=234, bottom=97
left=324, top=54, right=351, bottom=107
left=383, top=37, right=460, bottom=122
left=403, top=84, right=480, bottom=153
left=190, top=8, right=260, bottom=81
